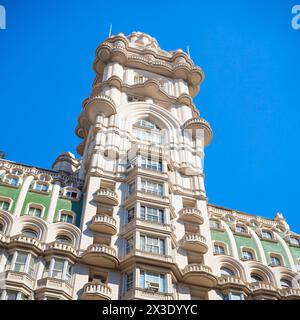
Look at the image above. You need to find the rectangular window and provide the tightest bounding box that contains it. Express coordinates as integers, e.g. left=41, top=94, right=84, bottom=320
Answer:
left=128, top=182, right=135, bottom=195
left=141, top=180, right=163, bottom=196
left=127, top=208, right=135, bottom=223
left=14, top=252, right=28, bottom=273
left=6, top=291, right=18, bottom=300
left=52, top=259, right=64, bottom=279
left=141, top=157, right=163, bottom=172
left=140, top=206, right=164, bottom=223
left=126, top=272, right=134, bottom=292
left=139, top=270, right=166, bottom=293
left=126, top=237, right=134, bottom=254
left=140, top=235, right=165, bottom=255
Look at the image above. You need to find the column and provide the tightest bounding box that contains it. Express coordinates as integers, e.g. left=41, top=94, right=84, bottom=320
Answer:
left=47, top=181, right=61, bottom=223
left=14, top=175, right=35, bottom=216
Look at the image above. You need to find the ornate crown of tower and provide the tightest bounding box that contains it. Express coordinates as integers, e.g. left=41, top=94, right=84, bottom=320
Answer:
left=75, top=31, right=212, bottom=174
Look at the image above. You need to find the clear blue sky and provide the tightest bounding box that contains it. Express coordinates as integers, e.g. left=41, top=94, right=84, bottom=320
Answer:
left=0, top=0, right=299, bottom=232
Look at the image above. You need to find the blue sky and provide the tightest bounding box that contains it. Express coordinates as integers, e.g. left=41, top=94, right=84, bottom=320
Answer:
left=0, top=0, right=299, bottom=232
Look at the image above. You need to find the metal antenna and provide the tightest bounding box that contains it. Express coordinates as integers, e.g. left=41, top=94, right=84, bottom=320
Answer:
left=108, top=24, right=112, bottom=37
left=187, top=45, right=191, bottom=58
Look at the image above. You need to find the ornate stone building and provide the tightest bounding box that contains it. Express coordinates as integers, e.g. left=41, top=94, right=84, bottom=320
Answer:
left=0, top=32, right=300, bottom=300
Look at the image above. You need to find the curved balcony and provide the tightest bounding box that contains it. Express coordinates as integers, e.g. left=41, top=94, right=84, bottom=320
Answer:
left=36, top=277, right=73, bottom=300
left=179, top=233, right=208, bottom=253
left=182, top=117, right=213, bottom=146
left=249, top=281, right=279, bottom=298
left=90, top=215, right=117, bottom=235
left=218, top=276, right=250, bottom=294
left=81, top=282, right=112, bottom=300
left=81, top=244, right=118, bottom=268
left=94, top=189, right=118, bottom=206
left=83, top=94, right=117, bottom=120
left=8, top=234, right=43, bottom=254
left=179, top=208, right=204, bottom=224
left=2, top=270, right=35, bottom=291
left=45, top=242, right=78, bottom=260
left=182, top=264, right=217, bottom=288
left=280, top=288, right=300, bottom=300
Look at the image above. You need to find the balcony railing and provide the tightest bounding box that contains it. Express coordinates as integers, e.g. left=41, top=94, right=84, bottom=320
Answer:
left=81, top=282, right=112, bottom=300
left=90, top=215, right=117, bottom=235
left=94, top=188, right=118, bottom=206
left=179, top=208, right=204, bottom=224
left=179, top=233, right=208, bottom=253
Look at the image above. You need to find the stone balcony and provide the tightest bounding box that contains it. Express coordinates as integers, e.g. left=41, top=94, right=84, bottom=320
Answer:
left=83, top=94, right=117, bottom=119
left=182, top=117, right=213, bottom=146
left=280, top=288, right=300, bottom=300
left=121, top=288, right=174, bottom=300
left=182, top=264, right=217, bottom=288
left=81, top=244, right=119, bottom=268
left=90, top=215, right=117, bottom=235
left=120, top=249, right=174, bottom=269
left=36, top=277, right=73, bottom=300
left=94, top=188, right=118, bottom=206
left=1, top=270, right=35, bottom=291
left=44, top=241, right=78, bottom=260
left=8, top=234, right=43, bottom=254
left=179, top=208, right=204, bottom=224
left=249, top=281, right=280, bottom=298
left=179, top=233, right=208, bottom=253
left=80, top=282, right=112, bottom=300
left=217, top=276, right=251, bottom=294
left=122, top=218, right=172, bottom=235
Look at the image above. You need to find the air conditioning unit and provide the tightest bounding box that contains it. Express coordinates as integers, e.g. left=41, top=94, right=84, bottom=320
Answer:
left=147, top=282, right=159, bottom=292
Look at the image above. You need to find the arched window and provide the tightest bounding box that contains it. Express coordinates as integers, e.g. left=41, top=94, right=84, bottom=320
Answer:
left=11, top=169, right=23, bottom=176
left=242, top=249, right=254, bottom=261
left=251, top=273, right=264, bottom=282
left=59, top=211, right=75, bottom=224
left=262, top=230, right=273, bottom=240
left=220, top=266, right=235, bottom=277
left=280, top=279, right=292, bottom=288
left=214, top=244, right=226, bottom=255
left=290, top=237, right=300, bottom=246
left=27, top=206, right=43, bottom=218
left=55, top=235, right=73, bottom=245
left=39, top=174, right=51, bottom=182
left=270, top=254, right=282, bottom=267
left=236, top=225, right=247, bottom=233
left=0, top=199, right=10, bottom=211
left=22, top=228, right=39, bottom=239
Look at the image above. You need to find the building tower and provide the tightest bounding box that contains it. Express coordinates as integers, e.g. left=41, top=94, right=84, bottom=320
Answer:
left=1, top=32, right=300, bottom=301
left=74, top=31, right=216, bottom=300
